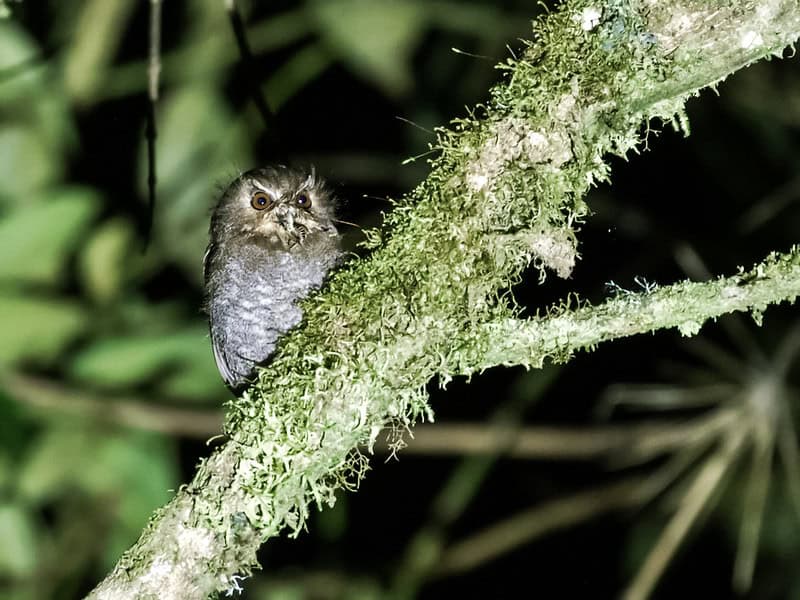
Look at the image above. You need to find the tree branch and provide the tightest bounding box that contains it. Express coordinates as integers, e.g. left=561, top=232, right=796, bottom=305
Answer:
left=3, top=373, right=222, bottom=438
left=89, top=1, right=800, bottom=597
left=468, top=247, right=800, bottom=373
left=382, top=408, right=739, bottom=462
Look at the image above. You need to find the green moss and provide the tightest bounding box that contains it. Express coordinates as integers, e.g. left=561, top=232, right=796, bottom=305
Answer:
left=213, top=0, right=796, bottom=575
left=90, top=1, right=800, bottom=597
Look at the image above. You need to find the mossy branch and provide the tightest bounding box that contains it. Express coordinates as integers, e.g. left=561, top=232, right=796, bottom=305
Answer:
left=89, top=1, right=800, bottom=598
left=469, top=247, right=800, bottom=372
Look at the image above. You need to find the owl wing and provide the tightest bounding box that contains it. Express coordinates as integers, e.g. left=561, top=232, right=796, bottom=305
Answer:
left=205, top=243, right=235, bottom=387
left=210, top=328, right=239, bottom=389
left=202, top=242, right=216, bottom=284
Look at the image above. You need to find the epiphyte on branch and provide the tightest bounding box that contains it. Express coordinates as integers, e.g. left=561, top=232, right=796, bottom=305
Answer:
left=203, top=166, right=342, bottom=390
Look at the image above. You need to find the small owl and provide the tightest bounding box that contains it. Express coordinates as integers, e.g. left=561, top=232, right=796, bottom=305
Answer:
left=204, top=166, right=342, bottom=390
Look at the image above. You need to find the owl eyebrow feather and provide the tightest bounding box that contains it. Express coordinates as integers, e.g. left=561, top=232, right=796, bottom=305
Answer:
left=302, top=169, right=316, bottom=191
left=250, top=181, right=275, bottom=196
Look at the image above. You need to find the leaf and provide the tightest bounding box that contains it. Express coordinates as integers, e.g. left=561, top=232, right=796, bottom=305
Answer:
left=91, top=432, right=177, bottom=567
left=0, top=21, right=76, bottom=157
left=0, top=503, right=38, bottom=577
left=78, top=218, right=141, bottom=304
left=159, top=362, right=229, bottom=400
left=63, top=0, right=137, bottom=104
left=0, top=455, right=10, bottom=498
left=0, top=294, right=89, bottom=366
left=0, top=127, right=61, bottom=202
left=145, top=86, right=252, bottom=282
left=17, top=427, right=93, bottom=502
left=263, top=42, right=334, bottom=110
left=0, top=393, right=36, bottom=458
left=0, top=20, right=38, bottom=75
left=16, top=426, right=177, bottom=568
left=309, top=0, right=427, bottom=97
left=0, top=187, right=100, bottom=284
left=68, top=326, right=226, bottom=399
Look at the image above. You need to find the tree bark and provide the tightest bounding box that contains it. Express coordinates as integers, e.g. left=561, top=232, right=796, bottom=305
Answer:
left=89, top=1, right=800, bottom=598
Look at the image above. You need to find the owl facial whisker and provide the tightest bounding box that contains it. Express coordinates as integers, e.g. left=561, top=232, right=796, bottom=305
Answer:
left=332, top=218, right=361, bottom=230
left=303, top=168, right=316, bottom=190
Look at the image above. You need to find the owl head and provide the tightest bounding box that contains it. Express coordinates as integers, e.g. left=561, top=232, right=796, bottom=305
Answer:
left=210, top=165, right=338, bottom=248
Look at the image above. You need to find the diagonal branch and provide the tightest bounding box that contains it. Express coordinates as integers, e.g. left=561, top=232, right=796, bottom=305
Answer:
left=89, top=1, right=800, bottom=598
left=468, top=248, right=800, bottom=373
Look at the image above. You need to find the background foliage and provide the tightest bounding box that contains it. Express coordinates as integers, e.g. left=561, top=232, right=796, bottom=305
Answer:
left=1, top=0, right=799, bottom=598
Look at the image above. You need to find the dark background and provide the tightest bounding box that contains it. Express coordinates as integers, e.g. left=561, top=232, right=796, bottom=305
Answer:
left=1, top=1, right=799, bottom=598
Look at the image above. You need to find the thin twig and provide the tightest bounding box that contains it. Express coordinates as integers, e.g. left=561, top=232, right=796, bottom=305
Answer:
left=776, top=401, right=800, bottom=523
left=389, top=369, right=559, bottom=598
left=732, top=422, right=773, bottom=594
left=435, top=455, right=687, bottom=577
left=375, top=409, right=739, bottom=463
left=739, top=172, right=800, bottom=233
left=622, top=428, right=749, bottom=600
left=148, top=0, right=161, bottom=103
left=144, top=0, right=162, bottom=249
left=224, top=0, right=284, bottom=158
left=473, top=250, right=800, bottom=373
left=3, top=373, right=223, bottom=438
left=598, top=382, right=735, bottom=417
left=433, top=413, right=732, bottom=578
left=673, top=243, right=766, bottom=362
left=773, top=322, right=800, bottom=376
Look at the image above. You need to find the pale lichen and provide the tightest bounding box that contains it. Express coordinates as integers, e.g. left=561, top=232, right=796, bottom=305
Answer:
left=88, top=1, right=800, bottom=598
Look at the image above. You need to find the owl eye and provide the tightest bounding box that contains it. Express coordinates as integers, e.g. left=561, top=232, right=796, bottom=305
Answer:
left=295, top=193, right=312, bottom=208
left=251, top=192, right=274, bottom=211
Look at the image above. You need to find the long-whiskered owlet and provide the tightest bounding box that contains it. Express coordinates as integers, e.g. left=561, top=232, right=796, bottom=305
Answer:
left=203, top=166, right=342, bottom=390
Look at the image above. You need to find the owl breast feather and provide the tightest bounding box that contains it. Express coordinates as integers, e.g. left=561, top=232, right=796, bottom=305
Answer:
left=207, top=237, right=341, bottom=389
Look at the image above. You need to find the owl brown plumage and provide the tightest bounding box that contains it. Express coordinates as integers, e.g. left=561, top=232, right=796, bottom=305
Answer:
left=204, top=166, right=342, bottom=390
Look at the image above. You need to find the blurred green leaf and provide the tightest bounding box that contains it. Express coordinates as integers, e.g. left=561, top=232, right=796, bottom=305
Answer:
left=0, top=294, right=89, bottom=366
left=78, top=218, right=140, bottom=304
left=92, top=433, right=177, bottom=567
left=426, top=2, right=528, bottom=37
left=17, top=427, right=92, bottom=502
left=0, top=23, right=76, bottom=159
left=0, top=452, right=12, bottom=494
left=0, top=21, right=38, bottom=70
left=63, top=0, right=136, bottom=104
left=309, top=0, right=426, bottom=96
left=258, top=585, right=305, bottom=600
left=16, top=426, right=176, bottom=567
left=155, top=86, right=248, bottom=193
left=146, top=86, right=252, bottom=282
left=0, top=22, right=70, bottom=195
left=114, top=299, right=195, bottom=335
left=159, top=364, right=228, bottom=401
left=68, top=327, right=225, bottom=399
left=0, top=393, right=36, bottom=459
left=0, top=127, right=61, bottom=202
left=264, top=42, right=334, bottom=111
left=0, top=503, right=38, bottom=577
left=0, top=187, right=99, bottom=283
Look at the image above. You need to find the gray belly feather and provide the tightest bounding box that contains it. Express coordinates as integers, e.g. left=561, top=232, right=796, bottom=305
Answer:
left=207, top=240, right=340, bottom=388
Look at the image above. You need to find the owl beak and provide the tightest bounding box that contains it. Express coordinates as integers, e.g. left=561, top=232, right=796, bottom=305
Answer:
left=275, top=204, right=295, bottom=231
left=274, top=204, right=304, bottom=246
